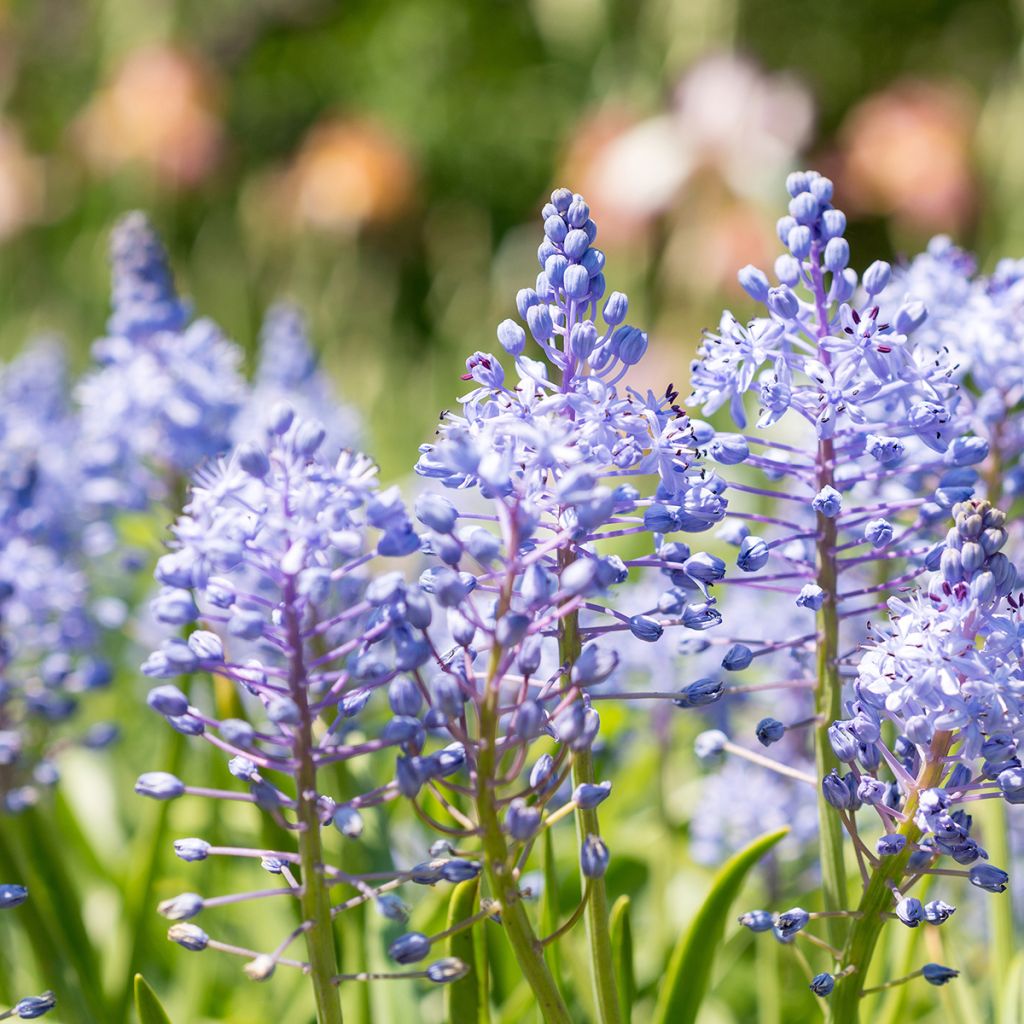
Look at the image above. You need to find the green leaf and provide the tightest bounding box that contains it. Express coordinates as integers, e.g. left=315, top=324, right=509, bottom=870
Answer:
left=445, top=877, right=486, bottom=1024
left=116, top=725, right=186, bottom=1022
left=0, top=814, right=107, bottom=1021
left=651, top=827, right=789, bottom=1024
left=539, top=827, right=561, bottom=981
left=609, top=895, right=635, bottom=1022
left=999, top=951, right=1024, bottom=1024
left=134, top=974, right=173, bottom=1024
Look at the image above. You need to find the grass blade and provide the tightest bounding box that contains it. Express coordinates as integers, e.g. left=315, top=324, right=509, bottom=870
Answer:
left=999, top=951, right=1024, bottom=1024
left=539, top=827, right=561, bottom=981
left=0, top=813, right=108, bottom=1020
left=651, top=827, right=789, bottom=1024
left=134, top=974, right=173, bottom=1024
left=609, top=895, right=634, bottom=1022
left=445, top=876, right=485, bottom=1024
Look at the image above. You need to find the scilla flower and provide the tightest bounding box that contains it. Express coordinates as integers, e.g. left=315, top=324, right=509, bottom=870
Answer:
left=739, top=500, right=1018, bottom=1015
left=233, top=302, right=360, bottom=457
left=0, top=344, right=113, bottom=813
left=409, top=188, right=725, bottom=1023
left=77, top=212, right=245, bottom=508
left=140, top=411, right=466, bottom=1019
left=685, top=170, right=979, bottom=948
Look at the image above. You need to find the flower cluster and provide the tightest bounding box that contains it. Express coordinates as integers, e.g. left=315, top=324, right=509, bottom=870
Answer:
left=881, top=236, right=1024, bottom=502
left=739, top=500, right=1019, bottom=1008
left=77, top=212, right=246, bottom=509
left=684, top=170, right=981, bottom=795
left=0, top=343, right=114, bottom=814
left=405, top=188, right=731, bottom=1019
left=685, top=171, right=1001, bottom=1009
left=233, top=302, right=361, bottom=457
left=139, top=409, right=474, bottom=1000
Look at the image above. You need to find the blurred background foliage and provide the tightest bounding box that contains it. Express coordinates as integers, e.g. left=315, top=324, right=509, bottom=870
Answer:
left=3, top=0, right=1024, bottom=476
left=1, top=1, right=1024, bottom=1020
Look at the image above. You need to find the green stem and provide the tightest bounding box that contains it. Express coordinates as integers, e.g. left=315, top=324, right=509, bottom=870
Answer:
left=807, top=250, right=848, bottom=950
left=815, top=437, right=848, bottom=949
left=828, top=736, right=951, bottom=1024
left=982, top=429, right=1013, bottom=1017
left=559, top=550, right=622, bottom=1024
left=286, top=596, right=343, bottom=1024
left=474, top=651, right=572, bottom=1024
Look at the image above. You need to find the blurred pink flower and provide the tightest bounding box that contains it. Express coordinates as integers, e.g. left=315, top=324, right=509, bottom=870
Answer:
left=563, top=53, right=813, bottom=242
left=73, top=45, right=222, bottom=188
left=671, top=52, right=814, bottom=198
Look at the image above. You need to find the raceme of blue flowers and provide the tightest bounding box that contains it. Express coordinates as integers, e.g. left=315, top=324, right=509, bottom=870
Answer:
left=2, top=174, right=1023, bottom=1024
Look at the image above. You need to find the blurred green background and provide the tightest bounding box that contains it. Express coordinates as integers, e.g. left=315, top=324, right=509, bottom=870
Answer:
left=1, top=1, right=1024, bottom=1021
left=3, top=0, right=1024, bottom=477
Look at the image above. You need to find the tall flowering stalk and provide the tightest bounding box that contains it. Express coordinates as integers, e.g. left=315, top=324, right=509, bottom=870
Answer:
left=687, top=172, right=1024, bottom=1020
left=688, top=171, right=977, bottom=945
left=739, top=500, right=1019, bottom=1021
left=413, top=188, right=725, bottom=1022
left=139, top=413, right=469, bottom=1023
left=823, top=498, right=1018, bottom=1017
left=0, top=342, right=114, bottom=812
left=77, top=212, right=246, bottom=510
left=233, top=302, right=361, bottom=457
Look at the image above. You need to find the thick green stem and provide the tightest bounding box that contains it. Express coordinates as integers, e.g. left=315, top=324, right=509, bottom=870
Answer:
left=981, top=430, right=1014, bottom=1014
left=806, top=250, right=849, bottom=949
left=828, top=736, right=951, bottom=1024
left=815, top=437, right=848, bottom=948
left=474, top=654, right=572, bottom=1024
left=559, top=550, right=622, bottom=1024
left=286, top=597, right=344, bottom=1024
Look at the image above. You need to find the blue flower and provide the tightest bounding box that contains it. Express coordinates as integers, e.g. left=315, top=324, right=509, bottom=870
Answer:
left=233, top=302, right=360, bottom=455
left=78, top=213, right=246, bottom=507
left=811, top=486, right=843, bottom=519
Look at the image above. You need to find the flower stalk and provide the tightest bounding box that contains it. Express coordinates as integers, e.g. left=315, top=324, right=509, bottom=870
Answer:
left=474, top=644, right=572, bottom=1024
left=286, top=594, right=344, bottom=1024
left=827, top=735, right=951, bottom=1023
left=560, top=550, right=622, bottom=1024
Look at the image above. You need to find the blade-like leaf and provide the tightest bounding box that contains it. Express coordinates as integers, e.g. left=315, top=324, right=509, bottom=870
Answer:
left=134, top=974, right=173, bottom=1024
left=0, top=816, right=106, bottom=1021
left=651, top=827, right=788, bottom=1024
left=445, top=877, right=485, bottom=1024
left=116, top=728, right=185, bottom=1022
left=999, top=951, right=1024, bottom=1024
left=539, top=827, right=561, bottom=981
left=609, top=895, right=635, bottom=1022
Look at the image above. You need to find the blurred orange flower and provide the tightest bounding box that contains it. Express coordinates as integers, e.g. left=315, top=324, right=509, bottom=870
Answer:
left=0, top=121, right=43, bottom=240
left=73, top=45, right=222, bottom=188
left=837, top=79, right=976, bottom=233
left=259, top=117, right=417, bottom=235
left=667, top=193, right=781, bottom=298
